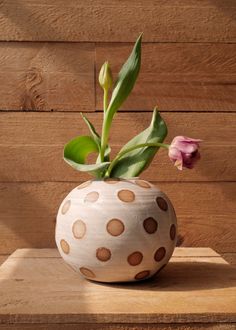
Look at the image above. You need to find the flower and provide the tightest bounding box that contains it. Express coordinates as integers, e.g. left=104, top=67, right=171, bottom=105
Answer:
left=99, top=61, right=113, bottom=91
left=168, top=136, right=202, bottom=170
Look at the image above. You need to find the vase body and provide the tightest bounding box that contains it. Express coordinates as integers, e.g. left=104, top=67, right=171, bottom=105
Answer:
left=55, top=178, right=177, bottom=283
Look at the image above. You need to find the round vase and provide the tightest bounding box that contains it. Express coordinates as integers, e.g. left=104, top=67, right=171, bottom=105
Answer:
left=55, top=178, right=177, bottom=283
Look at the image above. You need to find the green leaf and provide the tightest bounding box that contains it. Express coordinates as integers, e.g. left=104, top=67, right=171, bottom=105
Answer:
left=109, top=108, right=167, bottom=178
left=80, top=113, right=101, bottom=150
left=64, top=135, right=110, bottom=177
left=81, top=113, right=111, bottom=162
left=64, top=158, right=110, bottom=177
left=100, top=34, right=142, bottom=158
left=107, top=34, right=142, bottom=119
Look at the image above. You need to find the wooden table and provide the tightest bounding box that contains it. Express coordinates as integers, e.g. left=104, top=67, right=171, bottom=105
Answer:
left=0, top=248, right=235, bottom=330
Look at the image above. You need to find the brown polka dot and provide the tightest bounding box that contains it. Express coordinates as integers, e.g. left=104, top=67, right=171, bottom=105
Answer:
left=61, top=200, right=71, bottom=215
left=135, top=270, right=150, bottom=280
left=117, top=189, right=135, bottom=203
left=107, top=219, right=125, bottom=236
left=84, top=191, right=99, bottom=203
left=127, top=251, right=143, bottom=266
left=96, top=247, right=111, bottom=262
left=104, top=178, right=120, bottom=184
left=170, top=224, right=176, bottom=240
left=154, top=247, right=166, bottom=262
left=135, top=180, right=151, bottom=188
left=79, top=267, right=95, bottom=278
left=143, top=217, right=158, bottom=234
left=156, top=197, right=168, bottom=211
left=72, top=220, right=86, bottom=239
left=60, top=239, right=70, bottom=254
left=77, top=181, right=91, bottom=189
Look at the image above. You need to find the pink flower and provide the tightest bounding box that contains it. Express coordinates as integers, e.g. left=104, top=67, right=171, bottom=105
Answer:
left=168, top=136, right=202, bottom=170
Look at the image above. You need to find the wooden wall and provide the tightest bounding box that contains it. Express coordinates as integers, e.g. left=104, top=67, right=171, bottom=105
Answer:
left=0, top=1, right=235, bottom=262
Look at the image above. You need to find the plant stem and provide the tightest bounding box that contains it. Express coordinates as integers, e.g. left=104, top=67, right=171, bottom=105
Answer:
left=103, top=89, right=108, bottom=112
left=106, top=142, right=169, bottom=177
left=100, top=88, right=109, bottom=162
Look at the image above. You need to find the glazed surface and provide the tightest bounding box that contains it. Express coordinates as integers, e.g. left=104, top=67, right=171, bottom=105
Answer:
left=56, top=179, right=177, bottom=282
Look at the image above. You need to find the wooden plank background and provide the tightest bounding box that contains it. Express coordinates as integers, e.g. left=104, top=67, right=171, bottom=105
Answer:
left=0, top=1, right=235, bottom=263
left=0, top=1, right=235, bottom=42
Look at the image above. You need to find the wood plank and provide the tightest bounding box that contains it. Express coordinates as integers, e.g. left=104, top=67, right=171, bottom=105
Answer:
left=0, top=42, right=94, bottom=111
left=1, top=145, right=234, bottom=183
left=2, top=253, right=224, bottom=281
left=0, top=182, right=235, bottom=255
left=173, top=248, right=220, bottom=258
left=10, top=248, right=60, bottom=259
left=8, top=247, right=220, bottom=259
left=0, top=324, right=235, bottom=330
left=0, top=112, right=235, bottom=182
left=1, top=43, right=235, bottom=111
left=0, top=249, right=235, bottom=324
left=222, top=253, right=236, bottom=266
left=0, top=1, right=235, bottom=42
left=0, top=255, right=8, bottom=265
left=96, top=43, right=236, bottom=111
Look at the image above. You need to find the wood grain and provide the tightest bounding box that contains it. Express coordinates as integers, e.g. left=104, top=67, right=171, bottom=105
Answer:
left=96, top=43, right=236, bottom=111
left=0, top=324, right=236, bottom=330
left=0, top=42, right=94, bottom=111
left=0, top=248, right=235, bottom=326
left=0, top=182, right=235, bottom=254
left=0, top=1, right=235, bottom=42
left=0, top=112, right=235, bottom=182
left=0, top=43, right=235, bottom=111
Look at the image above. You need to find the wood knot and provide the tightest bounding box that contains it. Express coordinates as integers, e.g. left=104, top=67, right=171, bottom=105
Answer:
left=21, top=67, right=45, bottom=110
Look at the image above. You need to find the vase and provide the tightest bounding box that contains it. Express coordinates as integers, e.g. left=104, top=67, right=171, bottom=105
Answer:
left=55, top=178, right=177, bottom=283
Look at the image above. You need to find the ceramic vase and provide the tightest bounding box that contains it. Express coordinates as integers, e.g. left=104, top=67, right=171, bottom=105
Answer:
left=55, top=178, right=177, bottom=283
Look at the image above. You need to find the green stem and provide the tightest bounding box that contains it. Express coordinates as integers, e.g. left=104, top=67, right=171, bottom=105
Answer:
left=100, top=88, right=109, bottom=162
left=106, top=142, right=169, bottom=177
left=103, top=89, right=108, bottom=112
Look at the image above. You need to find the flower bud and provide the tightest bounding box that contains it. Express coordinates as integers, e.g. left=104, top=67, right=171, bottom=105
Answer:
left=99, top=61, right=113, bottom=90
left=168, top=136, right=202, bottom=170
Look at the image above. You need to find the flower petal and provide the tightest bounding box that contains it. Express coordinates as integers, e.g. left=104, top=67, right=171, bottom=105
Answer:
left=168, top=146, right=182, bottom=162
left=175, top=141, right=199, bottom=154
left=174, top=158, right=183, bottom=170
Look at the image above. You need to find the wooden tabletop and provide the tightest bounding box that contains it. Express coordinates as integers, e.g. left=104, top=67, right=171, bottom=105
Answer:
left=0, top=248, right=235, bottom=330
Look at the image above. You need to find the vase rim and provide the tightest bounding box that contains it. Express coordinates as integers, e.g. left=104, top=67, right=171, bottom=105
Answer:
left=92, top=177, right=140, bottom=181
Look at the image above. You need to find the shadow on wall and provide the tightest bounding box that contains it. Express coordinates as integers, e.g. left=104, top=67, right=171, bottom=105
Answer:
left=0, top=179, right=76, bottom=254
left=0, top=0, right=94, bottom=111
left=0, top=0, right=62, bottom=41
left=209, top=0, right=236, bottom=19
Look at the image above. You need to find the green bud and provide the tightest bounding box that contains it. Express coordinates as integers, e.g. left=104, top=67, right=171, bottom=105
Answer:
left=99, top=61, right=113, bottom=90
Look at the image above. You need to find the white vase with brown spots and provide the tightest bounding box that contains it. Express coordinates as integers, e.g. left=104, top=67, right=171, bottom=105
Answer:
left=55, top=178, right=177, bottom=283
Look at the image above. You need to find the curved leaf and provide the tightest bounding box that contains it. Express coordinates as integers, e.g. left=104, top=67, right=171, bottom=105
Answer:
left=107, top=34, right=142, bottom=121
left=80, top=113, right=101, bottom=149
left=64, top=158, right=110, bottom=177
left=101, top=34, right=142, bottom=156
left=81, top=113, right=111, bottom=163
left=109, top=109, right=167, bottom=178
left=64, top=135, right=110, bottom=177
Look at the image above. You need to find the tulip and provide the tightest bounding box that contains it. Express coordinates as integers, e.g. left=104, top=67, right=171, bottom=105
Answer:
left=99, top=61, right=113, bottom=91
left=168, top=136, right=202, bottom=170
left=99, top=61, right=113, bottom=114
